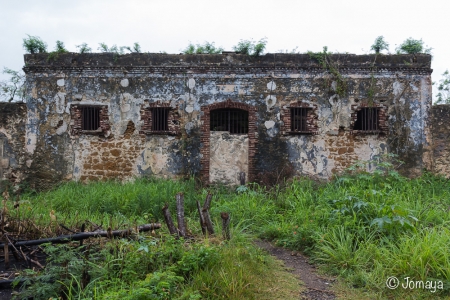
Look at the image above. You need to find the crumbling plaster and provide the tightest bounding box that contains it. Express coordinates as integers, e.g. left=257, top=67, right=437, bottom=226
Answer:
left=16, top=53, right=434, bottom=188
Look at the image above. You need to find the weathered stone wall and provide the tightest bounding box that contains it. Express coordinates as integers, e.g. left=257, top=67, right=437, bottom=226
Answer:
left=431, top=105, right=450, bottom=177
left=0, top=103, right=27, bottom=183
left=18, top=52, right=432, bottom=187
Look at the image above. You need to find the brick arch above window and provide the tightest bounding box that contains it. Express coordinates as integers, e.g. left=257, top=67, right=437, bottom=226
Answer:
left=200, top=99, right=257, bottom=184
left=139, top=100, right=181, bottom=135
left=281, top=101, right=318, bottom=135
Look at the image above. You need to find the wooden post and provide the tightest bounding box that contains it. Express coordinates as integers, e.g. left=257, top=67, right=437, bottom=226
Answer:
left=197, top=200, right=207, bottom=235
left=162, top=203, right=178, bottom=235
left=202, top=193, right=214, bottom=235
left=176, top=193, right=186, bottom=238
left=221, top=212, right=231, bottom=240
left=203, top=193, right=213, bottom=210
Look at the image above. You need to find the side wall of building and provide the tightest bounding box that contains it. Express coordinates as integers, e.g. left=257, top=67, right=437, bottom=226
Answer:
left=0, top=103, right=27, bottom=184
left=431, top=105, right=450, bottom=177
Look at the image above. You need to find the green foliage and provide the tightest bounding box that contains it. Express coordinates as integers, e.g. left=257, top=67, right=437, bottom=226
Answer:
left=7, top=165, right=450, bottom=298
left=97, top=43, right=124, bottom=55
left=54, top=40, right=68, bottom=53
left=122, top=42, right=142, bottom=53
left=396, top=37, right=432, bottom=54
left=22, top=34, right=47, bottom=54
left=436, top=70, right=450, bottom=104
left=233, top=38, right=267, bottom=56
left=370, top=36, right=389, bottom=54
left=47, top=40, right=69, bottom=61
left=182, top=41, right=223, bottom=54
left=0, top=67, right=25, bottom=102
left=307, top=46, right=347, bottom=97
left=76, top=43, right=92, bottom=54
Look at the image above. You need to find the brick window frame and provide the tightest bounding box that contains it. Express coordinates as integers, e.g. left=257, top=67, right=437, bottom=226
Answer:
left=350, top=103, right=388, bottom=134
left=281, top=102, right=318, bottom=135
left=200, top=99, right=257, bottom=184
left=139, top=101, right=180, bottom=135
left=70, top=104, right=110, bottom=135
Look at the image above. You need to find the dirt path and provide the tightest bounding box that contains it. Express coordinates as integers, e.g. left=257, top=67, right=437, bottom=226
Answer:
left=255, top=240, right=336, bottom=300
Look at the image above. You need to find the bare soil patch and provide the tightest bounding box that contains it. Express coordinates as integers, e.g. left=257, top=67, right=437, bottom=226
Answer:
left=255, top=240, right=336, bottom=300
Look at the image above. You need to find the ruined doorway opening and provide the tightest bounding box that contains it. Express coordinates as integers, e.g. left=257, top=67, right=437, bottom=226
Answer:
left=209, top=108, right=249, bottom=185
left=200, top=100, right=257, bottom=184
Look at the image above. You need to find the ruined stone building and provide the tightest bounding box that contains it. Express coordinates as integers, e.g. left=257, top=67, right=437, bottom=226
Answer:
left=0, top=52, right=449, bottom=189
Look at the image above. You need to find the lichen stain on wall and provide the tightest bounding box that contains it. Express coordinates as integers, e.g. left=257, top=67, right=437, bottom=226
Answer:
left=210, top=132, right=248, bottom=185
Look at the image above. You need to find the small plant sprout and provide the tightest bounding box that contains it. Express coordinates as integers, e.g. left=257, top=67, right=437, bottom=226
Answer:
left=396, top=37, right=432, bottom=54
left=370, top=36, right=389, bottom=54
left=76, top=43, right=92, bottom=54
left=23, top=34, right=47, bottom=54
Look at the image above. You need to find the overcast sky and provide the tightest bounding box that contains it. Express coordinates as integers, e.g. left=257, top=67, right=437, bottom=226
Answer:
left=1, top=0, right=448, bottom=100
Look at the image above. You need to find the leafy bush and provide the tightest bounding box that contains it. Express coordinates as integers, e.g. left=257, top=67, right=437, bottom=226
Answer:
left=22, top=34, right=47, bottom=54
left=233, top=38, right=267, bottom=56
left=76, top=43, right=92, bottom=53
left=396, top=37, right=432, bottom=54
left=182, top=41, right=223, bottom=54
left=370, top=36, right=389, bottom=54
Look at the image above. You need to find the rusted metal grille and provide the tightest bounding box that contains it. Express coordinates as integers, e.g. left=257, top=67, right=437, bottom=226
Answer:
left=354, top=108, right=379, bottom=131
left=210, top=109, right=248, bottom=134
left=291, top=107, right=309, bottom=132
left=152, top=108, right=169, bottom=131
left=81, top=107, right=101, bottom=130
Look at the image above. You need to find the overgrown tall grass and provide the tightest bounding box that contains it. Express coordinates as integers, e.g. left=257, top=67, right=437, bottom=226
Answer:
left=3, top=169, right=450, bottom=298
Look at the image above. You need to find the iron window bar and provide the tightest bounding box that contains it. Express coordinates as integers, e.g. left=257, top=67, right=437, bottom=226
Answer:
left=353, top=107, right=380, bottom=133
left=81, top=107, right=101, bottom=131
left=210, top=109, right=248, bottom=134
left=152, top=108, right=170, bottom=132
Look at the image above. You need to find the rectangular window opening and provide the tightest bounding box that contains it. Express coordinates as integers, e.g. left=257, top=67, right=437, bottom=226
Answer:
left=152, top=108, right=170, bottom=132
left=354, top=108, right=379, bottom=131
left=290, top=107, right=310, bottom=133
left=81, top=107, right=101, bottom=131
left=210, top=109, right=248, bottom=134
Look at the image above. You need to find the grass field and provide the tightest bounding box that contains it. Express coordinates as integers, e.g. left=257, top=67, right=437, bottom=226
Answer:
left=2, top=166, right=450, bottom=299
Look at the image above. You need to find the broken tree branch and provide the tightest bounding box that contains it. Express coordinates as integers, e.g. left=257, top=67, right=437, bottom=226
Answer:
left=221, top=212, right=231, bottom=240
left=162, top=203, right=178, bottom=235
left=197, top=200, right=207, bottom=235
left=0, top=223, right=161, bottom=248
left=202, top=193, right=214, bottom=235
left=176, top=193, right=186, bottom=237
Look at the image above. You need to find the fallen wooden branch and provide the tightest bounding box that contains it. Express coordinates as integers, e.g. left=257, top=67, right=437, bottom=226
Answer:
left=0, top=223, right=161, bottom=248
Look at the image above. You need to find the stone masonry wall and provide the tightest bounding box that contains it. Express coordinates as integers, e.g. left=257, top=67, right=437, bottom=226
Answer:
left=431, top=105, right=450, bottom=177
left=18, top=52, right=433, bottom=187
left=0, top=103, right=27, bottom=184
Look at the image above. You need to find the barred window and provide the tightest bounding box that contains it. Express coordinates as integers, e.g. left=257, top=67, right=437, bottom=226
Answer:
left=354, top=108, right=379, bottom=131
left=210, top=109, right=248, bottom=134
left=81, top=107, right=101, bottom=131
left=151, top=108, right=170, bottom=132
left=290, top=107, right=310, bottom=132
